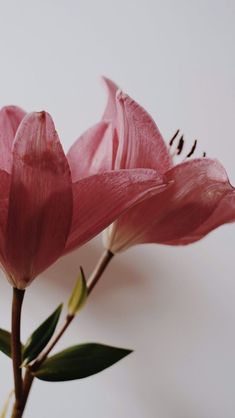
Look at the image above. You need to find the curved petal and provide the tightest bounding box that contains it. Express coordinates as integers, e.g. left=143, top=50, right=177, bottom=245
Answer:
left=67, top=122, right=115, bottom=181
left=5, top=112, right=73, bottom=288
left=114, top=91, right=172, bottom=173
left=104, top=159, right=233, bottom=252
left=65, top=169, right=168, bottom=253
left=0, top=106, right=26, bottom=172
left=102, top=77, right=119, bottom=121
left=166, top=189, right=235, bottom=245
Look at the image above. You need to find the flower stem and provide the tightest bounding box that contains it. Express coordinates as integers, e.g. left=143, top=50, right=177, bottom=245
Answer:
left=87, top=249, right=114, bottom=294
left=16, top=314, right=73, bottom=417
left=14, top=370, right=34, bottom=418
left=18, top=249, right=114, bottom=416
left=32, top=249, right=113, bottom=368
left=31, top=314, right=74, bottom=370
left=11, top=288, right=25, bottom=418
left=31, top=250, right=113, bottom=368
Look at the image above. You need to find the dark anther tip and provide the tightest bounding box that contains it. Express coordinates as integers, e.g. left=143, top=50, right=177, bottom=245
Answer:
left=176, top=135, right=184, bottom=155
left=169, top=129, right=180, bottom=146
left=186, top=139, right=197, bottom=158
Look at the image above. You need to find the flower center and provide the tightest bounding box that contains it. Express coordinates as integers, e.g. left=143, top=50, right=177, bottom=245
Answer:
left=169, top=130, right=206, bottom=161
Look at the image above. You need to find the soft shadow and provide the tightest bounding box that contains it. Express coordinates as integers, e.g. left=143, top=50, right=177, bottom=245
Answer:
left=39, top=237, right=149, bottom=302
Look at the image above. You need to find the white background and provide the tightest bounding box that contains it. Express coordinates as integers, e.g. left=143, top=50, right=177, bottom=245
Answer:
left=0, top=1, right=234, bottom=417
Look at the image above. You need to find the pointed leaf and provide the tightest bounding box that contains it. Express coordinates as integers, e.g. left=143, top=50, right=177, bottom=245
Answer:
left=0, top=328, right=24, bottom=358
left=23, top=304, right=63, bottom=365
left=68, top=267, right=87, bottom=316
left=0, top=329, right=12, bottom=358
left=34, top=343, right=132, bottom=381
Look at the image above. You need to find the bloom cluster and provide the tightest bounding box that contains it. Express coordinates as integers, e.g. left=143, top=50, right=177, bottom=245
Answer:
left=0, top=78, right=234, bottom=289
left=1, top=79, right=234, bottom=418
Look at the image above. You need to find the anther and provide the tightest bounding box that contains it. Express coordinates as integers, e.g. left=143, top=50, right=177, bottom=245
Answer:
left=203, top=152, right=206, bottom=157
left=169, top=129, right=180, bottom=146
left=186, top=139, right=197, bottom=158
left=176, top=135, right=184, bottom=155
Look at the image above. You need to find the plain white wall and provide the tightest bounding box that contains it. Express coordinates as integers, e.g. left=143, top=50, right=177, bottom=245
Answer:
left=0, top=1, right=235, bottom=417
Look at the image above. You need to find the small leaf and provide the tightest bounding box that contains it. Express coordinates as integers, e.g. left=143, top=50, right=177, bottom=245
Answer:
left=34, top=343, right=132, bottom=382
left=22, top=304, right=63, bottom=366
left=0, top=329, right=12, bottom=358
left=0, top=329, right=24, bottom=358
left=68, top=267, right=87, bottom=316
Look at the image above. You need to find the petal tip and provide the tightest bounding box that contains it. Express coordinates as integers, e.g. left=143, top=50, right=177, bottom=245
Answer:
left=0, top=105, right=26, bottom=117
left=102, top=75, right=117, bottom=86
left=36, top=111, right=47, bottom=122
left=116, top=89, right=127, bottom=101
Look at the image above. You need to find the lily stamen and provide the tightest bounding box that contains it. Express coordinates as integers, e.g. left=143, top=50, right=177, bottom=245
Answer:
left=186, top=139, right=197, bottom=158
left=170, top=130, right=206, bottom=162
left=169, top=129, right=180, bottom=146
left=176, top=135, right=184, bottom=155
left=169, top=131, right=185, bottom=158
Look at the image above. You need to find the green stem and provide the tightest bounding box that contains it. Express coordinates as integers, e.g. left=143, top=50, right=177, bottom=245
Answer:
left=11, top=288, right=25, bottom=418
left=15, top=370, right=34, bottom=417
left=87, top=249, right=114, bottom=294
left=17, top=313, right=73, bottom=418
left=31, top=314, right=74, bottom=370
left=18, top=315, right=74, bottom=416
left=18, top=250, right=114, bottom=416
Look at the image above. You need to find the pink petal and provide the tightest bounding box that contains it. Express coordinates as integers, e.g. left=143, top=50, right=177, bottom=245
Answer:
left=114, top=91, right=173, bottom=173
left=65, top=169, right=168, bottom=253
left=5, top=112, right=73, bottom=288
left=104, top=159, right=233, bottom=252
left=167, top=190, right=235, bottom=245
left=67, top=77, right=121, bottom=181
left=67, top=122, right=115, bottom=181
left=102, top=77, right=119, bottom=120
left=0, top=169, right=10, bottom=260
left=0, top=106, right=26, bottom=172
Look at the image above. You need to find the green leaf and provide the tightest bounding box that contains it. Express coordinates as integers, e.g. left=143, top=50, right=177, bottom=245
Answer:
left=0, top=329, right=12, bottom=358
left=0, top=329, right=24, bottom=358
left=22, top=304, right=63, bottom=366
left=68, top=267, right=87, bottom=316
left=34, top=343, right=132, bottom=382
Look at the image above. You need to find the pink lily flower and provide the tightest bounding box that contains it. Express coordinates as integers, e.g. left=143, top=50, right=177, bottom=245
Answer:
left=68, top=78, right=235, bottom=253
left=0, top=107, right=167, bottom=288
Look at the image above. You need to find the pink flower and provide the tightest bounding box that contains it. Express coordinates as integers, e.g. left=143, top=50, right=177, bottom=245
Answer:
left=0, top=107, right=167, bottom=288
left=68, top=78, right=235, bottom=253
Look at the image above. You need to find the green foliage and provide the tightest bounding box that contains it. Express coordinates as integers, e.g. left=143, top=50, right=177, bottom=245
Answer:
left=34, top=343, right=132, bottom=381
left=68, top=267, right=87, bottom=316
left=0, top=328, right=24, bottom=358
left=22, top=304, right=63, bottom=366
left=0, top=329, right=13, bottom=358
